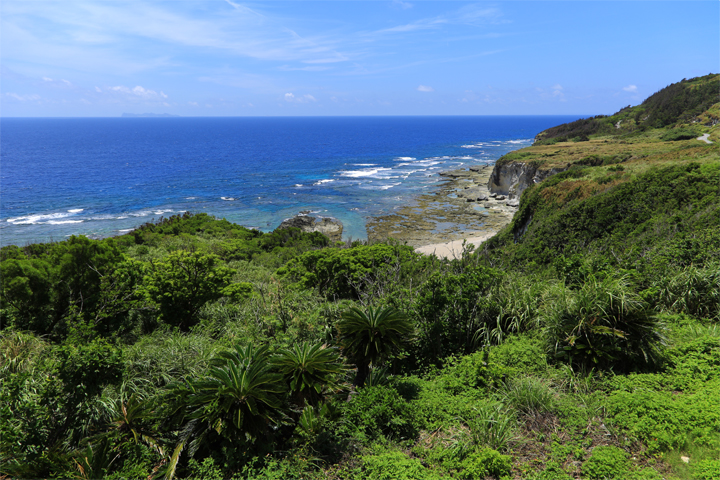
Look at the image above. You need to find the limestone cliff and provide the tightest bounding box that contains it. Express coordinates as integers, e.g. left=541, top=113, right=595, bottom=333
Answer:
left=487, top=161, right=568, bottom=199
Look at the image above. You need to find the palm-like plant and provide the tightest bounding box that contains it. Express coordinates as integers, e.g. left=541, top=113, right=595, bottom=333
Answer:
left=337, top=306, right=413, bottom=387
left=273, top=342, right=347, bottom=408
left=165, top=344, right=285, bottom=480
left=97, top=393, right=164, bottom=455
left=544, top=275, right=665, bottom=371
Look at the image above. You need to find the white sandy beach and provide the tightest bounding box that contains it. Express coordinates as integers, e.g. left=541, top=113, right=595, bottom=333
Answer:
left=414, top=231, right=496, bottom=259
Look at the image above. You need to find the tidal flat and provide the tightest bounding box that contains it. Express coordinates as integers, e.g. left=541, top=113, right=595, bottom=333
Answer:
left=366, top=164, right=517, bottom=248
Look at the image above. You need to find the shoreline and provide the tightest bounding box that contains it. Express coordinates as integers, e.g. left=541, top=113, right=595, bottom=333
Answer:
left=366, top=163, right=518, bottom=258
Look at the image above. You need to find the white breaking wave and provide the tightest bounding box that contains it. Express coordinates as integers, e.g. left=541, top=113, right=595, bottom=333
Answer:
left=360, top=182, right=401, bottom=190
left=314, top=179, right=335, bottom=185
left=221, top=197, right=236, bottom=201
left=67, top=208, right=84, bottom=213
left=394, top=157, right=416, bottom=161
left=47, top=220, right=84, bottom=225
left=339, top=167, right=394, bottom=179
left=7, top=212, right=77, bottom=225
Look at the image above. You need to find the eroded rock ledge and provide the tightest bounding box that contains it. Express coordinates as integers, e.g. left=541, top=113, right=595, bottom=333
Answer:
left=278, top=214, right=343, bottom=242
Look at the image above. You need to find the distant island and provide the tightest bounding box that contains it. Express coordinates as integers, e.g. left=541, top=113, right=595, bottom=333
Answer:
left=120, top=112, right=181, bottom=118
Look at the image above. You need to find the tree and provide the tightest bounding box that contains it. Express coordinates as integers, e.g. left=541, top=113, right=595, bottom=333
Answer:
left=337, top=306, right=413, bottom=387
left=142, top=251, right=234, bottom=330
left=273, top=342, right=346, bottom=408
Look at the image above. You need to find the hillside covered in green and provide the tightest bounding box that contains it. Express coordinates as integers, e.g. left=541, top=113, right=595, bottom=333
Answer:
left=1, top=75, right=719, bottom=480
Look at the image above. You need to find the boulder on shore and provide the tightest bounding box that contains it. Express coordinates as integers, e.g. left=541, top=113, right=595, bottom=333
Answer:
left=277, top=214, right=343, bottom=242
left=457, top=187, right=489, bottom=202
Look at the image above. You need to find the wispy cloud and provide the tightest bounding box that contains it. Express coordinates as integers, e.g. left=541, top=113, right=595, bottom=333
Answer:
left=417, top=85, right=434, bottom=92
left=392, top=0, right=414, bottom=10
left=284, top=92, right=317, bottom=103
left=5, top=92, right=41, bottom=101
left=107, top=85, right=167, bottom=99
left=623, top=84, right=638, bottom=92
left=370, top=4, right=503, bottom=36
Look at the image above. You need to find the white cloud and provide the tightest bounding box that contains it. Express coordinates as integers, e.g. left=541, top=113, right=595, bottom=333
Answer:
left=189, top=101, right=199, bottom=106
left=42, top=76, right=53, bottom=82
left=623, top=84, right=638, bottom=92
left=417, top=85, right=434, bottom=92
left=132, top=85, right=156, bottom=97
left=392, top=0, right=414, bottom=10
left=284, top=92, right=317, bottom=103
left=95, top=86, right=102, bottom=93
left=107, top=85, right=165, bottom=99
left=5, top=92, right=41, bottom=101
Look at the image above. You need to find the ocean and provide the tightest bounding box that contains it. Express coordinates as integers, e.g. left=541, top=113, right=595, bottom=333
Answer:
left=0, top=116, right=582, bottom=247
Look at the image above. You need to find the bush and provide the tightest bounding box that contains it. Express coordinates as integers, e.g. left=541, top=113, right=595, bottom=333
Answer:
left=141, top=251, right=235, bottom=330
left=341, top=384, right=420, bottom=442
left=654, top=264, right=720, bottom=319
left=413, top=266, right=502, bottom=362
left=582, top=446, right=629, bottom=479
left=543, top=276, right=665, bottom=371
left=278, top=244, right=420, bottom=299
left=605, top=380, right=720, bottom=452
left=692, top=459, right=720, bottom=480
left=353, top=449, right=442, bottom=480
left=661, top=128, right=699, bottom=141
left=460, top=447, right=512, bottom=479
left=501, top=377, right=556, bottom=419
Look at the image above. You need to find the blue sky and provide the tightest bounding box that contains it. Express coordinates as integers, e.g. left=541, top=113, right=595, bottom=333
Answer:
left=1, top=1, right=718, bottom=117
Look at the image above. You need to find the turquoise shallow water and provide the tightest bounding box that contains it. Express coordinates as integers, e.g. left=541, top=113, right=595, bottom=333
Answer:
left=0, top=115, right=582, bottom=246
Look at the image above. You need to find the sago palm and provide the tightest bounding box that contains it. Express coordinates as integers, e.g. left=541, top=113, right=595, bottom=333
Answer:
left=273, top=342, right=347, bottom=408
left=165, top=344, right=285, bottom=480
left=337, top=305, right=413, bottom=386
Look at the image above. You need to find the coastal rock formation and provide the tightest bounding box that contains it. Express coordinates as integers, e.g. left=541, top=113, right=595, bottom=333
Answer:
left=278, top=214, right=343, bottom=242
left=457, top=188, right=488, bottom=202
left=487, top=161, right=568, bottom=198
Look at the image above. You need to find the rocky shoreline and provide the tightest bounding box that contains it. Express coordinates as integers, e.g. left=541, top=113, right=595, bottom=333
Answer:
left=366, top=164, right=520, bottom=249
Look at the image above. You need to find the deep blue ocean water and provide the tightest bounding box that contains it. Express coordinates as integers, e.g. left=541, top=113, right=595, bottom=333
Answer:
left=0, top=116, right=582, bottom=246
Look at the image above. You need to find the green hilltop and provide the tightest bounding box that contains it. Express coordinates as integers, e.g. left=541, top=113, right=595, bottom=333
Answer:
left=1, top=75, right=719, bottom=480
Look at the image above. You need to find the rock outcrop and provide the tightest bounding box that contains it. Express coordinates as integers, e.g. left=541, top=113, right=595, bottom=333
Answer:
left=487, top=161, right=568, bottom=198
left=277, top=214, right=343, bottom=242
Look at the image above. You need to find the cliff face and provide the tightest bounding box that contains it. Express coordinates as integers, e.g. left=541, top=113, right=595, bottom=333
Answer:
left=487, top=161, right=568, bottom=199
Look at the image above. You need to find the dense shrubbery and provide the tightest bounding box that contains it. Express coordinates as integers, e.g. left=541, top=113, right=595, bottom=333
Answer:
left=2, top=86, right=719, bottom=478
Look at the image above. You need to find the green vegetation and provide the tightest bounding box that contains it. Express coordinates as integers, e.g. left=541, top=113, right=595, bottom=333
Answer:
left=1, top=76, right=719, bottom=479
